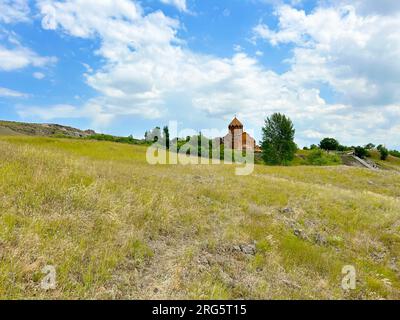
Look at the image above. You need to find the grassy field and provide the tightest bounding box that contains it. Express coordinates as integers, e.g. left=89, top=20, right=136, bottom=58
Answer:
left=0, top=136, right=400, bottom=299
left=369, top=149, right=400, bottom=172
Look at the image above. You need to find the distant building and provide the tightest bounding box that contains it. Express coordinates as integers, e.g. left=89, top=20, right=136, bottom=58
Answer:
left=222, top=117, right=261, bottom=152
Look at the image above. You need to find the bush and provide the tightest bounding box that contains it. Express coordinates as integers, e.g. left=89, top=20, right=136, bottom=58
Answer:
left=354, top=146, right=369, bottom=159
left=305, top=149, right=341, bottom=166
left=319, top=138, right=339, bottom=152
left=379, top=146, right=389, bottom=160
left=337, top=145, right=351, bottom=152
left=86, top=134, right=143, bottom=145
left=389, top=150, right=400, bottom=158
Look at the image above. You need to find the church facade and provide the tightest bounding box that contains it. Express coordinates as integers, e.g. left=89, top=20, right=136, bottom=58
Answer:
left=222, top=117, right=260, bottom=152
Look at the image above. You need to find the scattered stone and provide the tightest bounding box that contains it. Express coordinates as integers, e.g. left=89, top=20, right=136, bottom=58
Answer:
left=281, top=207, right=294, bottom=215
left=233, top=243, right=256, bottom=255
left=371, top=251, right=386, bottom=263
left=282, top=279, right=301, bottom=290
left=220, top=272, right=235, bottom=288
left=240, top=244, right=256, bottom=255
left=314, top=233, right=327, bottom=246
left=197, top=254, right=211, bottom=266
left=389, top=258, right=399, bottom=273
left=233, top=245, right=241, bottom=252
left=293, top=229, right=303, bottom=238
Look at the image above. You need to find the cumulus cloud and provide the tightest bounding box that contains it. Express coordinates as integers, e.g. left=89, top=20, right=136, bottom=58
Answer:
left=0, top=0, right=30, bottom=24
left=254, top=3, right=400, bottom=146
left=26, top=0, right=400, bottom=147
left=159, top=0, right=188, bottom=12
left=254, top=3, right=400, bottom=108
left=335, top=0, right=400, bottom=16
left=36, top=0, right=180, bottom=123
left=36, top=0, right=324, bottom=126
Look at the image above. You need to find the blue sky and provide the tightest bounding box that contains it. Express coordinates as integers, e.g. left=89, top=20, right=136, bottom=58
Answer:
left=1, top=0, right=400, bottom=149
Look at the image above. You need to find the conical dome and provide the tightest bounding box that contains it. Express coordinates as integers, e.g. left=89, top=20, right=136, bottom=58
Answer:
left=228, top=117, right=243, bottom=129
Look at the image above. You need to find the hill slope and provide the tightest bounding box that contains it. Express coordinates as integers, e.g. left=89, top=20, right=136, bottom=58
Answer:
left=0, top=136, right=399, bottom=299
left=0, top=120, right=95, bottom=138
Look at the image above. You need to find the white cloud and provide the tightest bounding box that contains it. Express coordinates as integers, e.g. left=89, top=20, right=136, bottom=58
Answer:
left=17, top=103, right=115, bottom=130
left=0, top=29, right=57, bottom=71
left=336, top=0, right=400, bottom=16
left=254, top=5, right=400, bottom=107
left=159, top=0, right=187, bottom=12
left=0, top=3, right=55, bottom=72
left=0, top=87, right=27, bottom=98
left=0, top=0, right=30, bottom=24
left=17, top=104, right=79, bottom=120
left=28, top=0, right=400, bottom=148
left=33, top=71, right=45, bottom=79
left=0, top=45, right=56, bottom=71
left=258, top=0, right=304, bottom=7
left=253, top=4, right=400, bottom=146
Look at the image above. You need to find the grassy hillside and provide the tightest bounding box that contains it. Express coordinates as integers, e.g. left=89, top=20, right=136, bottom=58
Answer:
left=0, top=136, right=400, bottom=299
left=0, top=120, right=95, bottom=138
left=369, top=149, right=400, bottom=172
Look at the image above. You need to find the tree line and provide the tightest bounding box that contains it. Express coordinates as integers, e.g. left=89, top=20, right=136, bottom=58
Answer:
left=94, top=113, right=399, bottom=166
left=258, top=113, right=398, bottom=164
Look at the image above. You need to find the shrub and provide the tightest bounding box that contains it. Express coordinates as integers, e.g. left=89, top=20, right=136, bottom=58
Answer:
left=305, top=149, right=341, bottom=166
left=337, top=145, right=351, bottom=152
left=86, top=134, right=145, bottom=145
left=389, top=149, right=400, bottom=158
left=379, top=146, right=389, bottom=160
left=354, top=146, right=369, bottom=159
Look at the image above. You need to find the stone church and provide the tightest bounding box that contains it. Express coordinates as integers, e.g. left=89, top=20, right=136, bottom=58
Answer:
left=222, top=117, right=260, bottom=152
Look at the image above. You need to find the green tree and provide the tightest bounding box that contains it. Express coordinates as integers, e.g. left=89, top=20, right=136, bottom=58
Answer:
left=354, top=146, right=369, bottom=159
left=261, top=113, right=297, bottom=165
left=379, top=146, right=389, bottom=160
left=319, top=138, right=339, bottom=152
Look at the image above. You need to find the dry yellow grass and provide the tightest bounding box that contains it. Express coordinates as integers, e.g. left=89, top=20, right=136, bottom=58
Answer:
left=0, top=136, right=400, bottom=299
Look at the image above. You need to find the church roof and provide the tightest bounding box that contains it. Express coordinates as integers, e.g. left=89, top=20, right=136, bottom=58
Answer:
left=229, top=117, right=243, bottom=128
